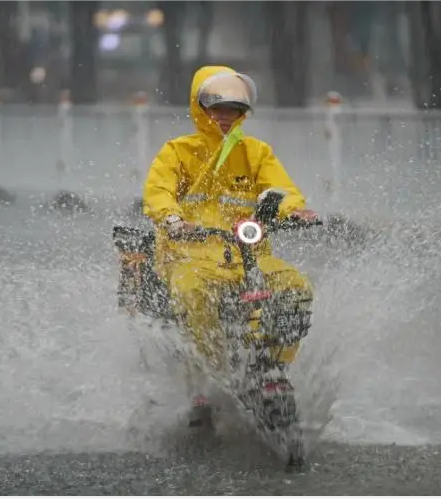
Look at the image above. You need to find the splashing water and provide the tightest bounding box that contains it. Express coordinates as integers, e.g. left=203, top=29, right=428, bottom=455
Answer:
left=287, top=218, right=441, bottom=447
left=1, top=195, right=441, bottom=457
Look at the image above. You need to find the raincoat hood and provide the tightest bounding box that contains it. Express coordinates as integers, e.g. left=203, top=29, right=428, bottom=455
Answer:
left=190, top=65, right=257, bottom=140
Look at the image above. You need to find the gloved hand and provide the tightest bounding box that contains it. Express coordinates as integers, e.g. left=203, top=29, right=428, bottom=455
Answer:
left=289, top=209, right=320, bottom=223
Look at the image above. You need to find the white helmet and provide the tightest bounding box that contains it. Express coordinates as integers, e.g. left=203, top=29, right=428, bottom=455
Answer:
left=198, top=72, right=257, bottom=113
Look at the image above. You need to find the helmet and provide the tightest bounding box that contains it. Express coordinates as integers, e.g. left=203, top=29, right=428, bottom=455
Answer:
left=198, top=72, right=257, bottom=113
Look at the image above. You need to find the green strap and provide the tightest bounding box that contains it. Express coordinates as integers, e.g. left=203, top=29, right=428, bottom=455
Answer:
left=214, top=126, right=244, bottom=173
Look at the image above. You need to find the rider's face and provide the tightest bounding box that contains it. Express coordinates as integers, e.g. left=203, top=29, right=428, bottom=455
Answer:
left=205, top=106, right=244, bottom=134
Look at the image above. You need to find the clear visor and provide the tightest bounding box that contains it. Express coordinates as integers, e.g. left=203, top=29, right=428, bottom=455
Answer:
left=198, top=73, right=257, bottom=111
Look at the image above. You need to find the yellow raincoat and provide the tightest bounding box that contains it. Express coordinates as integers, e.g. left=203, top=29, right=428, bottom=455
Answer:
left=143, top=65, right=313, bottom=368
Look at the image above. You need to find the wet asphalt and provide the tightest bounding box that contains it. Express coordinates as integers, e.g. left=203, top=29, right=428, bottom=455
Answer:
left=1, top=439, right=441, bottom=495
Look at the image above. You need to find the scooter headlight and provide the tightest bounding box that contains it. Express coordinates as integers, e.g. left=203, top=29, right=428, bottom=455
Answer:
left=235, top=220, right=263, bottom=245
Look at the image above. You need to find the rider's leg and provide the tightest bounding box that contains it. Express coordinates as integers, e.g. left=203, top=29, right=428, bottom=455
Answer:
left=166, top=260, right=241, bottom=424
left=167, top=256, right=312, bottom=371
left=166, top=260, right=240, bottom=395
left=167, top=261, right=239, bottom=364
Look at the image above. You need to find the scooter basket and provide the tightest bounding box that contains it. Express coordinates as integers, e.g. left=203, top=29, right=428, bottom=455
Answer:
left=260, top=290, right=313, bottom=344
left=112, top=225, right=172, bottom=316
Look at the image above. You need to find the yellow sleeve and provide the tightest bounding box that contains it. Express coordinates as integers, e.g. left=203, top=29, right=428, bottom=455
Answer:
left=255, top=142, right=306, bottom=219
left=143, top=141, right=185, bottom=223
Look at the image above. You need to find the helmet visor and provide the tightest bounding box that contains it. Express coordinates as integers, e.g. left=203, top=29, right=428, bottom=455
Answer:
left=198, top=73, right=257, bottom=112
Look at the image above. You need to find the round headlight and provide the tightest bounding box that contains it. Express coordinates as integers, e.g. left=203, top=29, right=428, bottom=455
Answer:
left=236, top=220, right=263, bottom=245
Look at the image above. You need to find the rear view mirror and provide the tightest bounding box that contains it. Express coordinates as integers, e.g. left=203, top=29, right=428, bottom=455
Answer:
left=254, top=189, right=286, bottom=224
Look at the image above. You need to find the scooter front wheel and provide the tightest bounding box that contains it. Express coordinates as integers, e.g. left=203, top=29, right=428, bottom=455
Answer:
left=248, top=381, right=308, bottom=470
left=285, top=431, right=306, bottom=471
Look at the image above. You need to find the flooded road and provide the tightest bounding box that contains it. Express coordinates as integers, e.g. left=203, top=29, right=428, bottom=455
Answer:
left=1, top=193, right=441, bottom=495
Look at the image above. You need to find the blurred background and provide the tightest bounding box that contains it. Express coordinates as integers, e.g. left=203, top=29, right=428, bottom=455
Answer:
left=2, top=0, right=441, bottom=213
left=0, top=0, right=439, bottom=109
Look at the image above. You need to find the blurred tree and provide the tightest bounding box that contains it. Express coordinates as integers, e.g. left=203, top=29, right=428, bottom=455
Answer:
left=407, top=1, right=441, bottom=109
left=47, top=0, right=65, bottom=23
left=375, top=2, right=406, bottom=97
left=196, top=0, right=213, bottom=65
left=327, top=3, right=345, bottom=64
left=0, top=2, right=22, bottom=89
left=408, top=1, right=441, bottom=109
left=68, top=1, right=99, bottom=104
left=423, top=1, right=441, bottom=109
left=326, top=2, right=355, bottom=96
left=158, top=1, right=186, bottom=105
left=265, top=1, right=309, bottom=107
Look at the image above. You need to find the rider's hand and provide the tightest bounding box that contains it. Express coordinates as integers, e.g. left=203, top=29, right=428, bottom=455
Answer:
left=165, top=216, right=198, bottom=239
left=289, top=209, right=320, bottom=223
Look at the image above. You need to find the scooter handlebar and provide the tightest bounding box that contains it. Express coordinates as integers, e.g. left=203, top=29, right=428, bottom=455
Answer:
left=169, top=226, right=236, bottom=243
left=169, top=217, right=323, bottom=243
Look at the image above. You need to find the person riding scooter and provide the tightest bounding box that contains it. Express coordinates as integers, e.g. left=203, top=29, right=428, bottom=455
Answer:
left=142, top=65, right=319, bottom=423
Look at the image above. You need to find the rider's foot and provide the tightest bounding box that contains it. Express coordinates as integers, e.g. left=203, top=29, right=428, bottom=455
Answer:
left=189, top=395, right=213, bottom=428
